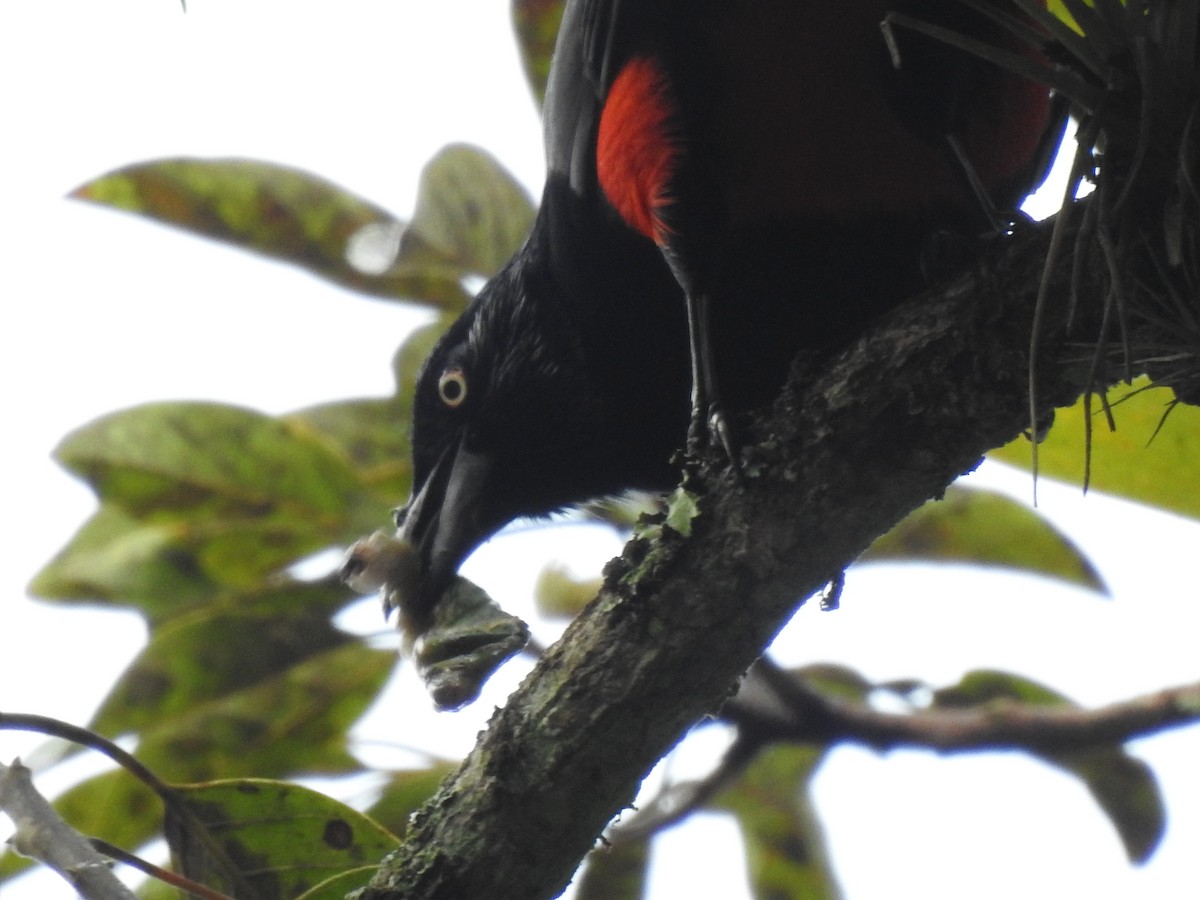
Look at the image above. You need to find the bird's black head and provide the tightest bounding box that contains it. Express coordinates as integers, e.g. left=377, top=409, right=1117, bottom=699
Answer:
left=395, top=242, right=618, bottom=617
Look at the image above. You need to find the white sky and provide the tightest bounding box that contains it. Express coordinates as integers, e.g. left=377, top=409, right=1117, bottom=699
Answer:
left=2, top=2, right=1199, bottom=899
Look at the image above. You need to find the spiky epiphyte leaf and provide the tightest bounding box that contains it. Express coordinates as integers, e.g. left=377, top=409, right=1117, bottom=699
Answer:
left=1039, top=1, right=1200, bottom=402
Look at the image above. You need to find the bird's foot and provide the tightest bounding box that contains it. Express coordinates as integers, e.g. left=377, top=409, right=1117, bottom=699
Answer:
left=686, top=401, right=742, bottom=480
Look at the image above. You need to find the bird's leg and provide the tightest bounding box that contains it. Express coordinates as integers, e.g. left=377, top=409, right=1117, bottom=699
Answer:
left=921, top=134, right=1025, bottom=282
left=684, top=290, right=738, bottom=470
left=945, top=133, right=1015, bottom=235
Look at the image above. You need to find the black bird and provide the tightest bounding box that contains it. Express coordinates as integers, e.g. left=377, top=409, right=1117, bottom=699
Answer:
left=392, top=0, right=1065, bottom=617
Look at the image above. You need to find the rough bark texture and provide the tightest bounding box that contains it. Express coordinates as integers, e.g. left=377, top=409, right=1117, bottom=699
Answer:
left=356, top=215, right=1107, bottom=900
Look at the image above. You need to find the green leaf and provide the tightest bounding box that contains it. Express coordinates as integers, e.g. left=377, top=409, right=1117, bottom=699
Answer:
left=579, top=494, right=661, bottom=530
left=89, top=579, right=360, bottom=737
left=511, top=0, right=565, bottom=105
left=56, top=401, right=359, bottom=520
left=862, top=485, right=1107, bottom=593
left=1049, top=749, right=1166, bottom=863
left=402, top=144, right=536, bottom=282
left=796, top=663, right=875, bottom=703
left=934, top=670, right=1167, bottom=862
left=28, top=504, right=220, bottom=615
left=3, top=645, right=395, bottom=887
left=71, top=157, right=463, bottom=306
left=294, top=868, right=380, bottom=900
left=42, top=402, right=370, bottom=602
left=185, top=516, right=342, bottom=587
left=1047, top=0, right=1131, bottom=36
left=664, top=487, right=700, bottom=537
left=366, top=764, right=458, bottom=838
left=286, top=397, right=413, bottom=510
left=164, top=779, right=399, bottom=900
left=534, top=562, right=603, bottom=619
left=132, top=642, right=396, bottom=783
left=392, top=315, right=456, bottom=396
left=712, top=744, right=840, bottom=899
left=575, top=835, right=649, bottom=900
left=1047, top=0, right=1090, bottom=33
left=933, top=669, right=1068, bottom=708
left=991, top=379, right=1200, bottom=521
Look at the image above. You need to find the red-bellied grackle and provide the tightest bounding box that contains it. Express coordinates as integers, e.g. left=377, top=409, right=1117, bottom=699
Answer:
left=391, top=0, right=1066, bottom=617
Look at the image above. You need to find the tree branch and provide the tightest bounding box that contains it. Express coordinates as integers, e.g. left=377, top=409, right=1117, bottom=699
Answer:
left=612, top=660, right=1200, bottom=843
left=0, top=760, right=135, bottom=900
left=357, top=214, right=1111, bottom=900
left=726, top=660, right=1200, bottom=755
left=821, top=680, right=1200, bottom=752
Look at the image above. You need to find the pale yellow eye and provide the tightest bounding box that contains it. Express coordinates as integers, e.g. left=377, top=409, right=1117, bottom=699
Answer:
left=438, top=368, right=468, bottom=408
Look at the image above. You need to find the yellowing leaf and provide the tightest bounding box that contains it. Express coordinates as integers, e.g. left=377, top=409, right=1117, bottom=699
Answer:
left=1046, top=0, right=1129, bottom=36
left=991, top=380, right=1200, bottom=521
left=56, top=401, right=360, bottom=520
left=72, top=158, right=463, bottom=306
left=862, top=485, right=1107, bottom=593
left=40, top=403, right=373, bottom=610
left=535, top=563, right=603, bottom=619
left=29, top=502, right=350, bottom=615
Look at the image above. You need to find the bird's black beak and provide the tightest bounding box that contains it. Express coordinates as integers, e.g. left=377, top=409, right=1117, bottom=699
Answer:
left=395, top=438, right=494, bottom=620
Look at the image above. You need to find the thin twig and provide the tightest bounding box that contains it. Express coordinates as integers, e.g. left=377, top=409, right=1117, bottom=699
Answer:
left=88, top=839, right=237, bottom=900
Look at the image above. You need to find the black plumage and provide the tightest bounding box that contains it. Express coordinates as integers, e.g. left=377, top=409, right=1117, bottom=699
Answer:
left=393, top=0, right=1066, bottom=615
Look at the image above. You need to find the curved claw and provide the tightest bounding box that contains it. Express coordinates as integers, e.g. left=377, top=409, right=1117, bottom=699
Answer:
left=686, top=401, right=743, bottom=480
left=684, top=290, right=743, bottom=477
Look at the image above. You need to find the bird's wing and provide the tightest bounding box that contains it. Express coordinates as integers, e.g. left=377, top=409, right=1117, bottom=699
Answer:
left=544, top=0, right=646, bottom=197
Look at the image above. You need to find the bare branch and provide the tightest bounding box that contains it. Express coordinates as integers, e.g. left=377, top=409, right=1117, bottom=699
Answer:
left=0, top=760, right=135, bottom=900
left=728, top=661, right=1200, bottom=754
left=620, top=662, right=1200, bottom=840
left=838, top=682, right=1200, bottom=753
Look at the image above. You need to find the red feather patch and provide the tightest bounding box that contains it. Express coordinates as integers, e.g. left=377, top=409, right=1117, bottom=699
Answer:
left=596, top=56, right=681, bottom=245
